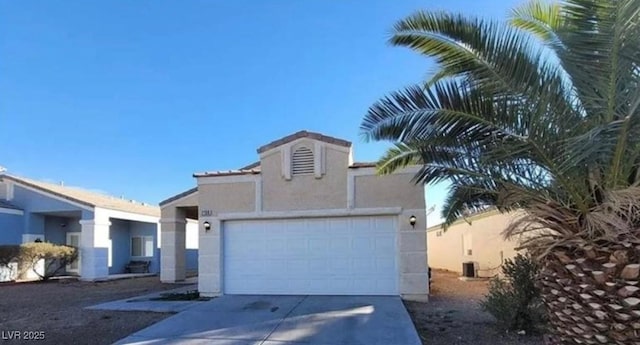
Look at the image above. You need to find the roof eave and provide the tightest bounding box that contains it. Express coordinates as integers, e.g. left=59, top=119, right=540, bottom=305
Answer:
left=0, top=175, right=95, bottom=209
left=257, top=130, right=351, bottom=154
left=159, top=187, right=198, bottom=207
left=193, top=171, right=261, bottom=178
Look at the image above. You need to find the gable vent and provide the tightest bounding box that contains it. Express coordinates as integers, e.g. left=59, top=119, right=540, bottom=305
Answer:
left=292, top=146, right=314, bottom=175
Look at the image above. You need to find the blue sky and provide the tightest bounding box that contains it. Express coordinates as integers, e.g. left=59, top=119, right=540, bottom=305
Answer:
left=1, top=0, right=521, bottom=226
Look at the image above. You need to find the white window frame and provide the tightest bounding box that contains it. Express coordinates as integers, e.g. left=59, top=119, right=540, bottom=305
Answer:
left=131, top=236, right=154, bottom=258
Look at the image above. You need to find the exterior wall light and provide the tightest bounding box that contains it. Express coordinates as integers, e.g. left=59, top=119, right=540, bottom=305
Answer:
left=203, top=221, right=211, bottom=231
left=409, top=215, right=417, bottom=229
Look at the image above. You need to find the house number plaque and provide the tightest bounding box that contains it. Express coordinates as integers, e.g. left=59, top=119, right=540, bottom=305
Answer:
left=201, top=209, right=213, bottom=217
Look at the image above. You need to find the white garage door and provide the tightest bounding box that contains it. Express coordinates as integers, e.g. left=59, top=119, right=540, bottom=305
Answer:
left=223, top=216, right=398, bottom=295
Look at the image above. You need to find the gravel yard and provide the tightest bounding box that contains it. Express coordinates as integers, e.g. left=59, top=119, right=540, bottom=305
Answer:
left=0, top=276, right=177, bottom=345
left=0, top=272, right=547, bottom=345
left=405, top=269, right=545, bottom=345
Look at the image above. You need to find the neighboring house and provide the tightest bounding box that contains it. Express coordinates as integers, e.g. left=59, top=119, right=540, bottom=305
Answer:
left=160, top=130, right=428, bottom=299
left=427, top=209, right=522, bottom=277
left=0, top=174, right=166, bottom=280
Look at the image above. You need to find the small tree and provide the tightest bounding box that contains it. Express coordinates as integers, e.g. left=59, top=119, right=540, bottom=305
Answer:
left=20, top=242, right=78, bottom=281
left=481, top=253, right=545, bottom=334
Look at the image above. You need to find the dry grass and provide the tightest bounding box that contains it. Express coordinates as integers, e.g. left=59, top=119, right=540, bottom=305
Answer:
left=0, top=276, right=178, bottom=345
left=404, top=269, right=545, bottom=345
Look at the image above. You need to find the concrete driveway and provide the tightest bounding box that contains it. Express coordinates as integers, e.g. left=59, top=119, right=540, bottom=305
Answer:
left=114, top=295, right=421, bottom=345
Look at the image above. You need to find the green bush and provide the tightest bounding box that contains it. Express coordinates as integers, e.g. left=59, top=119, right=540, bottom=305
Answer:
left=0, top=245, right=21, bottom=267
left=20, top=242, right=78, bottom=281
left=480, top=253, right=546, bottom=334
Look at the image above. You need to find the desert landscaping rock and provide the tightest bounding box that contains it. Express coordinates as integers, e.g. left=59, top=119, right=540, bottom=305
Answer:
left=0, top=277, right=177, bottom=345
left=405, top=270, right=544, bottom=345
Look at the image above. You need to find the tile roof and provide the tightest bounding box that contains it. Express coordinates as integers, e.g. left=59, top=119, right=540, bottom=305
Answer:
left=239, top=161, right=261, bottom=170
left=0, top=200, right=22, bottom=210
left=193, top=169, right=261, bottom=178
left=159, top=187, right=198, bottom=206
left=196, top=132, right=367, bottom=178
left=257, top=130, right=351, bottom=154
left=348, top=162, right=377, bottom=168
left=1, top=174, right=160, bottom=217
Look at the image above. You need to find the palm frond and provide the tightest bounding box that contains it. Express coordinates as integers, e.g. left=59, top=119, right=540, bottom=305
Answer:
left=510, top=1, right=564, bottom=45
left=364, top=0, right=640, bottom=243
left=376, top=142, right=423, bottom=175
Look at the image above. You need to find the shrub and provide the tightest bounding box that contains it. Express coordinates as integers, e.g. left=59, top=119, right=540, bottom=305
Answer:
left=480, top=253, right=546, bottom=334
left=0, top=245, right=21, bottom=281
left=19, top=242, right=78, bottom=281
left=0, top=245, right=21, bottom=267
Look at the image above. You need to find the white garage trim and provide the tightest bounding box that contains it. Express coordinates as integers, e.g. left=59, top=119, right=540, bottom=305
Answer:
left=217, top=207, right=402, bottom=221
left=223, top=216, right=399, bottom=295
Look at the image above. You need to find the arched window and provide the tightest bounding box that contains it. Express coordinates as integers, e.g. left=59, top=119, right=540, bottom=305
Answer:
left=291, top=146, right=314, bottom=175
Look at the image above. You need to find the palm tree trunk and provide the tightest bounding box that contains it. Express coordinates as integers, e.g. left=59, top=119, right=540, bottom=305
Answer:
left=540, top=242, right=640, bottom=344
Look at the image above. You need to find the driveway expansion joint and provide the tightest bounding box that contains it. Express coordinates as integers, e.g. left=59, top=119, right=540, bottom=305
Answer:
left=259, top=295, right=309, bottom=345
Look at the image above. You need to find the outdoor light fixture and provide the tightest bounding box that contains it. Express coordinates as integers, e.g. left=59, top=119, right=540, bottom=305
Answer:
left=409, top=215, right=417, bottom=228
left=203, top=221, right=211, bottom=231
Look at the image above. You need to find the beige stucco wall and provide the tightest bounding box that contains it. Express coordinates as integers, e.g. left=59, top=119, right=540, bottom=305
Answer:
left=161, top=204, right=183, bottom=219
left=261, top=143, right=349, bottom=211
left=160, top=192, right=198, bottom=219
left=427, top=211, right=522, bottom=277
left=198, top=182, right=255, bottom=214
left=160, top=218, right=186, bottom=282
left=354, top=173, right=424, bottom=210
left=162, top=137, right=428, bottom=298
left=172, top=192, right=198, bottom=208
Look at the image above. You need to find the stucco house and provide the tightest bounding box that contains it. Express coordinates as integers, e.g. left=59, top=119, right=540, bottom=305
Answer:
left=0, top=174, right=165, bottom=280
left=427, top=209, right=522, bottom=277
left=160, top=130, right=429, bottom=299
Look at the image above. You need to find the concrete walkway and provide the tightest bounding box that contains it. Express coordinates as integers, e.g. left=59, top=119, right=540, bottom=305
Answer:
left=86, top=284, right=200, bottom=313
left=98, top=273, right=158, bottom=281
left=114, top=295, right=421, bottom=345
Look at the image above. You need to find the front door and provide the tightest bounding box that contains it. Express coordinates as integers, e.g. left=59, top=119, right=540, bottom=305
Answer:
left=66, top=232, right=81, bottom=274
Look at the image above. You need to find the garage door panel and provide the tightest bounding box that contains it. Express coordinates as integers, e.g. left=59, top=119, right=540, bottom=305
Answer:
left=308, top=259, right=332, bottom=274
left=352, top=237, right=374, bottom=252
left=308, top=238, right=330, bottom=251
left=375, top=235, right=396, bottom=251
left=351, top=218, right=372, bottom=232
left=374, top=217, right=396, bottom=231
left=224, top=216, right=398, bottom=295
left=376, top=257, right=396, bottom=270
left=286, top=238, right=307, bottom=252
left=326, top=219, right=347, bottom=234
left=329, top=237, right=350, bottom=251
left=285, top=220, right=307, bottom=233
left=266, top=240, right=286, bottom=252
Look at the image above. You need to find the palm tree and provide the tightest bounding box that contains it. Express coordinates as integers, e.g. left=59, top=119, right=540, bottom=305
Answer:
left=361, top=0, right=640, bottom=343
